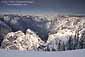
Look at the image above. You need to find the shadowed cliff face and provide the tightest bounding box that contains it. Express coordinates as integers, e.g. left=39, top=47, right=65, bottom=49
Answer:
left=0, top=15, right=49, bottom=42
left=0, top=15, right=85, bottom=51
left=0, top=19, right=12, bottom=46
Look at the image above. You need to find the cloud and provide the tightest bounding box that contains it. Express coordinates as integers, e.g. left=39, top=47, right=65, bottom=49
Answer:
left=0, top=0, right=34, bottom=5
left=7, top=4, right=28, bottom=6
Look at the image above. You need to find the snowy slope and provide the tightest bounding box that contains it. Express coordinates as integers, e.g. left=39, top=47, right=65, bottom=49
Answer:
left=0, top=15, right=85, bottom=51
left=0, top=49, right=85, bottom=57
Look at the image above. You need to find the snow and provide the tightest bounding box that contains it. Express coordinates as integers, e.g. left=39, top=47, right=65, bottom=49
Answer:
left=0, top=49, right=85, bottom=57
left=1, top=29, right=44, bottom=51
left=0, top=15, right=85, bottom=51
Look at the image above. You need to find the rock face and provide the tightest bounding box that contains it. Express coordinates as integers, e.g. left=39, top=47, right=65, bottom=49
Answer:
left=1, top=29, right=44, bottom=51
left=2, top=15, right=49, bottom=41
left=0, top=15, right=85, bottom=51
left=0, top=20, right=12, bottom=46
left=44, top=17, right=85, bottom=51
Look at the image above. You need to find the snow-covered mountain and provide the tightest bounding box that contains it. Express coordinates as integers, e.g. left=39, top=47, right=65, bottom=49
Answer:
left=44, top=16, right=85, bottom=51
left=0, top=14, right=85, bottom=51
left=1, top=29, right=44, bottom=51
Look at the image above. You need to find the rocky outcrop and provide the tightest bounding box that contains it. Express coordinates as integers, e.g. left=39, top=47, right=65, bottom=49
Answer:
left=0, top=20, right=12, bottom=46
left=1, top=29, right=44, bottom=51
left=45, top=27, right=85, bottom=51
left=0, top=15, right=85, bottom=51
left=41, top=16, right=85, bottom=51
left=2, top=15, right=49, bottom=41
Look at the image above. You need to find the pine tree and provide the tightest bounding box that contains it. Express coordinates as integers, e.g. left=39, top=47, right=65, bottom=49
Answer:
left=80, top=30, right=85, bottom=49
left=73, top=30, right=79, bottom=49
left=62, top=42, right=65, bottom=51
left=52, top=48, right=56, bottom=51
left=46, top=45, right=50, bottom=51
left=67, top=36, right=73, bottom=50
left=57, top=40, right=61, bottom=51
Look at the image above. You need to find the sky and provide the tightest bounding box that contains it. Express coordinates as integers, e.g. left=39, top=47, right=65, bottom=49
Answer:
left=0, top=0, right=85, bottom=15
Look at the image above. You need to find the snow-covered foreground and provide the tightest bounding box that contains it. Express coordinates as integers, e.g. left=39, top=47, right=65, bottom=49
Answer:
left=0, top=49, right=85, bottom=57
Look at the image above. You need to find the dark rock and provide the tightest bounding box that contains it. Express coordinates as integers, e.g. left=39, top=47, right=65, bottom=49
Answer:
left=0, top=20, right=12, bottom=46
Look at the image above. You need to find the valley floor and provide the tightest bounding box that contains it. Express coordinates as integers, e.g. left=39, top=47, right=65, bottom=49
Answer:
left=0, top=49, right=85, bottom=57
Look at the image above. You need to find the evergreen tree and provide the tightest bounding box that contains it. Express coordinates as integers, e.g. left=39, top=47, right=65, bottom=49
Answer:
left=67, top=36, right=73, bottom=50
left=73, top=30, right=79, bottom=49
left=80, top=30, right=85, bottom=49
left=62, top=42, right=65, bottom=51
left=57, top=40, right=61, bottom=51
left=46, top=45, right=50, bottom=51
left=52, top=48, right=56, bottom=51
